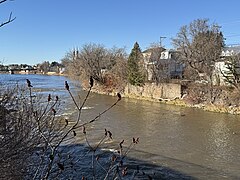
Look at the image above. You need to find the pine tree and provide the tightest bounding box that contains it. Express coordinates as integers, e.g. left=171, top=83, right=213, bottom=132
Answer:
left=127, top=42, right=145, bottom=86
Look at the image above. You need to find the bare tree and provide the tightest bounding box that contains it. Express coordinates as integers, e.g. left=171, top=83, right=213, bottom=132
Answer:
left=108, top=47, right=128, bottom=85
left=79, top=44, right=107, bottom=83
left=61, top=50, right=82, bottom=79
left=38, top=61, right=50, bottom=74
left=63, top=44, right=128, bottom=87
left=153, top=59, right=171, bottom=83
left=0, top=0, right=16, bottom=28
left=172, top=19, right=225, bottom=82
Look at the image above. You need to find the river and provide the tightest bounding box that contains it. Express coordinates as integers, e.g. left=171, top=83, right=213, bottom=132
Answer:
left=1, top=74, right=240, bottom=179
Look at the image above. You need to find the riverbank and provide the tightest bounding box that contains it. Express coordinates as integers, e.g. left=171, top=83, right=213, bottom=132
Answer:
left=0, top=71, right=67, bottom=76
left=2, top=73, right=240, bottom=179
left=87, top=82, right=240, bottom=115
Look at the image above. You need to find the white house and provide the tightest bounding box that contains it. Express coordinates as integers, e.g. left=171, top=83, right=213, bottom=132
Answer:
left=213, top=45, right=240, bottom=85
left=221, top=45, right=240, bottom=57
left=213, top=61, right=230, bottom=85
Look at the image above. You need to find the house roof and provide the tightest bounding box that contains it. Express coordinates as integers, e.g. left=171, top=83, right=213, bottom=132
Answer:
left=142, top=47, right=165, bottom=53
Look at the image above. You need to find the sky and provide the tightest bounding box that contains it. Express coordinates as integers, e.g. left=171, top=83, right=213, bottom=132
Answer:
left=1, top=0, right=240, bottom=65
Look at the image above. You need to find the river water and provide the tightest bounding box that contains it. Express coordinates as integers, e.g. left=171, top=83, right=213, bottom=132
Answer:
left=1, top=74, right=240, bottom=179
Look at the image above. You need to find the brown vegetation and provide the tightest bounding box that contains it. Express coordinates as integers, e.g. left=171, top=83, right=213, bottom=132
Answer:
left=172, top=19, right=224, bottom=81
left=62, top=44, right=128, bottom=90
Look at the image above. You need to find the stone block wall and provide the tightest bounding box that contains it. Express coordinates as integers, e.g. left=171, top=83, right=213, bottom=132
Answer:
left=123, top=83, right=182, bottom=100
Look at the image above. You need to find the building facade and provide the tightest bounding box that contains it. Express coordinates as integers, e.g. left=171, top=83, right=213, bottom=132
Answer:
left=142, top=48, right=184, bottom=81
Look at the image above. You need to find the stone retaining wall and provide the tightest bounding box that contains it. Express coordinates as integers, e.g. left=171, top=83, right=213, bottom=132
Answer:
left=123, top=83, right=182, bottom=100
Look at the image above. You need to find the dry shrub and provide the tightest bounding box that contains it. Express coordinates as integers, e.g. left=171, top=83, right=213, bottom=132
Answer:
left=0, top=86, right=40, bottom=179
left=183, top=83, right=209, bottom=104
left=183, top=81, right=240, bottom=107
left=227, top=88, right=240, bottom=106
left=183, top=66, right=199, bottom=81
left=103, top=73, right=126, bottom=91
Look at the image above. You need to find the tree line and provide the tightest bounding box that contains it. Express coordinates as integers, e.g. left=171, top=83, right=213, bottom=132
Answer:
left=61, top=18, right=240, bottom=107
left=61, top=19, right=228, bottom=87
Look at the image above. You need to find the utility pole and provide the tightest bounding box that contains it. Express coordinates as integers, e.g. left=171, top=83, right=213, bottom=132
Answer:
left=160, top=36, right=166, bottom=47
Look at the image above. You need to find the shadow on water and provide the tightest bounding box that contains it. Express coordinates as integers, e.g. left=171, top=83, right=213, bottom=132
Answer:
left=39, top=143, right=196, bottom=180
left=41, top=143, right=240, bottom=180
left=130, top=149, right=239, bottom=180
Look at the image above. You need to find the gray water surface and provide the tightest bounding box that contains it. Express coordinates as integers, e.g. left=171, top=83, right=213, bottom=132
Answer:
left=81, top=93, right=240, bottom=179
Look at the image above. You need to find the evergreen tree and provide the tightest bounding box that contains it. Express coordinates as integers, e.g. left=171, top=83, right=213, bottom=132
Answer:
left=127, top=42, right=145, bottom=86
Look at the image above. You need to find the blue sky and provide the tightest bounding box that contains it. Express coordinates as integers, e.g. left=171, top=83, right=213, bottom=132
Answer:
left=1, top=0, right=240, bottom=65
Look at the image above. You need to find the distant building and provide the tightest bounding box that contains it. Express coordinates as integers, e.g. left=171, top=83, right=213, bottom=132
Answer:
left=142, top=47, right=163, bottom=81
left=159, top=49, right=184, bottom=79
left=142, top=48, right=184, bottom=81
left=221, top=45, right=240, bottom=57
left=59, top=67, right=65, bottom=74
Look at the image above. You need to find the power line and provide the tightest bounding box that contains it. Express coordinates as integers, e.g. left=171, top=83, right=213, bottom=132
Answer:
left=220, top=20, right=240, bottom=26
left=225, top=34, right=240, bottom=38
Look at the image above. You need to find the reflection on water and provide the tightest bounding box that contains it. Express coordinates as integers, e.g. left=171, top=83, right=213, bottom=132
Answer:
left=208, top=119, right=231, bottom=160
left=1, top=74, right=240, bottom=179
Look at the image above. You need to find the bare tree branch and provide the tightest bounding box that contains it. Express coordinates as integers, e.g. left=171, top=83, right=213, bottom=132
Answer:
left=0, top=0, right=14, bottom=4
left=0, top=0, right=16, bottom=28
left=0, top=0, right=8, bottom=4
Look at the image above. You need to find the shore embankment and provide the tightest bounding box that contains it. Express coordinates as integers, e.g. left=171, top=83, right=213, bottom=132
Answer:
left=87, top=82, right=240, bottom=115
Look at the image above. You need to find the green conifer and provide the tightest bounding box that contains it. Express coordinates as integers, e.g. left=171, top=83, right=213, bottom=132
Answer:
left=127, top=42, right=145, bottom=86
